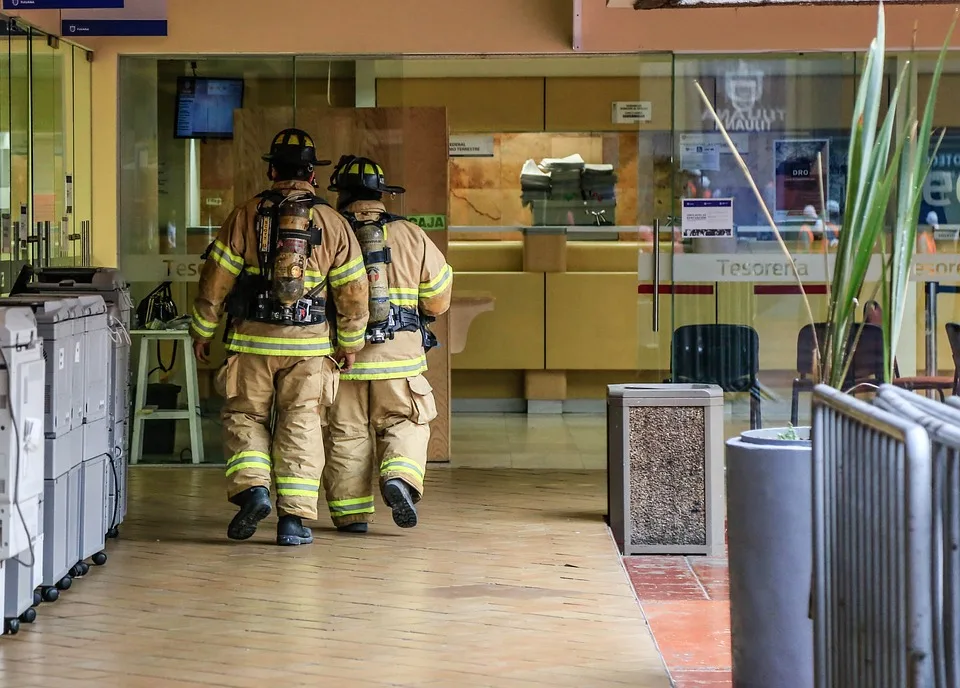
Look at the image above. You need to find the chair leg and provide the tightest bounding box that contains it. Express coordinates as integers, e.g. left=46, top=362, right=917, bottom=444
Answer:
left=750, top=388, right=762, bottom=430
left=790, top=384, right=800, bottom=427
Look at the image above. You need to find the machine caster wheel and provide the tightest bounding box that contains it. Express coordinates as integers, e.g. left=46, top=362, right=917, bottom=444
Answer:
left=19, top=608, right=36, bottom=624
left=32, top=590, right=41, bottom=607
left=4, top=618, right=20, bottom=635
left=41, top=587, right=59, bottom=603
left=106, top=527, right=119, bottom=539
left=92, top=552, right=107, bottom=566
left=55, top=576, right=72, bottom=592
left=78, top=562, right=90, bottom=576
left=69, top=564, right=82, bottom=578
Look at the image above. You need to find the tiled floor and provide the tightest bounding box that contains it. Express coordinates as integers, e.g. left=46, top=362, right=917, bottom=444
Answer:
left=139, top=408, right=740, bottom=686
left=624, top=557, right=732, bottom=687
left=0, top=467, right=672, bottom=687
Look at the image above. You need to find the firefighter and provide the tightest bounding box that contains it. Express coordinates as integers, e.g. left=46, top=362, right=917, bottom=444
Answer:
left=190, top=128, right=369, bottom=546
left=321, top=155, right=453, bottom=533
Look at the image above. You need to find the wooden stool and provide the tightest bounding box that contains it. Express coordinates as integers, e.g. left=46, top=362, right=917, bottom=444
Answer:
left=129, top=329, right=205, bottom=465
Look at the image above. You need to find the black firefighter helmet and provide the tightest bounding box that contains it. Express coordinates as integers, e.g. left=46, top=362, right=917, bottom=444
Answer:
left=262, top=128, right=331, bottom=168
left=328, top=155, right=406, bottom=195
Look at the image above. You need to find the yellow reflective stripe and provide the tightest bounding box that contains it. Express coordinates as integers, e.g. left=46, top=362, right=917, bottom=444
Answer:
left=389, top=287, right=418, bottom=307
left=276, top=488, right=318, bottom=497
left=209, top=240, right=244, bottom=276
left=226, top=333, right=333, bottom=357
left=341, top=355, right=428, bottom=380
left=328, top=495, right=376, bottom=516
left=329, top=496, right=374, bottom=507
left=419, top=264, right=452, bottom=299
left=275, top=476, right=321, bottom=496
left=275, top=476, right=321, bottom=487
left=329, top=255, right=365, bottom=288
left=337, top=328, right=366, bottom=347
left=380, top=457, right=425, bottom=480
left=380, top=464, right=424, bottom=484
left=305, top=269, right=326, bottom=290
left=225, top=451, right=271, bottom=477
left=190, top=308, right=218, bottom=338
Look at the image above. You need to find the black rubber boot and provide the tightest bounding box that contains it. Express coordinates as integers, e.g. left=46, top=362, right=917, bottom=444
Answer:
left=227, top=486, right=272, bottom=541
left=337, top=522, right=368, bottom=534
left=277, top=515, right=314, bottom=546
left=383, top=479, right=418, bottom=529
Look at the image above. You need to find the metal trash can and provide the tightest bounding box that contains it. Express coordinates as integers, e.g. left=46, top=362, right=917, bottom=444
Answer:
left=607, top=383, right=725, bottom=556
left=725, top=428, right=813, bottom=688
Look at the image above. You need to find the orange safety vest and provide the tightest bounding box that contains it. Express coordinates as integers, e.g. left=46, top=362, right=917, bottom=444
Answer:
left=918, top=232, right=937, bottom=254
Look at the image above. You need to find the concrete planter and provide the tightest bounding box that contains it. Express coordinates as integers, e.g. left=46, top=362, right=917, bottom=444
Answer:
left=725, top=427, right=813, bottom=688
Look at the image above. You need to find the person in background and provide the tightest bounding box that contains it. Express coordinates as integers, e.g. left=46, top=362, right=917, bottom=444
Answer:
left=919, top=210, right=939, bottom=254
left=190, top=128, right=369, bottom=546
left=321, top=155, right=453, bottom=533
left=863, top=300, right=882, bottom=326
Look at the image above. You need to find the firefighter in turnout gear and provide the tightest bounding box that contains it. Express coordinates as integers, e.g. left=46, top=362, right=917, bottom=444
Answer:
left=190, top=129, right=369, bottom=546
left=322, top=155, right=453, bottom=533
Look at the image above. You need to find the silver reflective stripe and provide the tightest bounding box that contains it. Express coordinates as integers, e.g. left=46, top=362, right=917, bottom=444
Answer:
left=329, top=499, right=375, bottom=514
left=227, top=454, right=270, bottom=470
left=275, top=482, right=320, bottom=493
left=341, top=358, right=427, bottom=380
left=226, top=336, right=333, bottom=354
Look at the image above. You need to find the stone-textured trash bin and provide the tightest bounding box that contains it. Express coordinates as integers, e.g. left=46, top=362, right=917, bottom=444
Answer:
left=607, top=383, right=725, bottom=556
left=725, top=427, right=813, bottom=688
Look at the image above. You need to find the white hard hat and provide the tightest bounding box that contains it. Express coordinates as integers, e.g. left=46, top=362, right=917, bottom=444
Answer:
left=827, top=200, right=840, bottom=214
left=803, top=205, right=817, bottom=219
left=701, top=176, right=711, bottom=189
left=926, top=211, right=939, bottom=227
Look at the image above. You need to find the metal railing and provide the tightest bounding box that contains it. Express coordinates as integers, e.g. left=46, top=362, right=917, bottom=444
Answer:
left=811, top=383, right=934, bottom=688
left=875, top=384, right=960, bottom=688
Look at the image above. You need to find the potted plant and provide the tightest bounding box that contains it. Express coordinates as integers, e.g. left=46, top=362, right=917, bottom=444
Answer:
left=697, top=3, right=956, bottom=686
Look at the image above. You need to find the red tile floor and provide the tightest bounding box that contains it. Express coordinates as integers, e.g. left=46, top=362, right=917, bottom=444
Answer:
left=624, top=556, right=732, bottom=688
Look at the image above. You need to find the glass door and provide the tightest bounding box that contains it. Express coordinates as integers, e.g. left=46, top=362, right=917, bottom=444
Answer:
left=635, top=53, right=675, bottom=387
left=669, top=52, right=861, bottom=436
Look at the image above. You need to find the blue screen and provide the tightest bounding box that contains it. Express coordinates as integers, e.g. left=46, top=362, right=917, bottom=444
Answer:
left=175, top=78, right=244, bottom=139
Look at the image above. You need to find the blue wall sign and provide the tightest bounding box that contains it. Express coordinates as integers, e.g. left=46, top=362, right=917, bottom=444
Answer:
left=61, top=0, right=165, bottom=36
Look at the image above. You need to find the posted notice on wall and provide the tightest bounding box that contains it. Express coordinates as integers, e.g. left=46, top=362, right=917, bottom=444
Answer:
left=611, top=101, right=652, bottom=124
left=449, top=135, right=495, bottom=158
left=679, top=143, right=720, bottom=172
left=681, top=198, right=734, bottom=238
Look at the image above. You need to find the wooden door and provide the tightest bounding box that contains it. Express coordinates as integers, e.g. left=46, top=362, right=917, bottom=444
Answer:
left=233, top=106, right=452, bottom=462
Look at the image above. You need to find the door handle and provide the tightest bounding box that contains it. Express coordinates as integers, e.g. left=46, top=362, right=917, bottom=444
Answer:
left=652, top=218, right=660, bottom=333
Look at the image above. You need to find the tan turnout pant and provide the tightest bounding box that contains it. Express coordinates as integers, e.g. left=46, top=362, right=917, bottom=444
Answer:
left=218, top=353, right=339, bottom=520
left=322, top=375, right=436, bottom=527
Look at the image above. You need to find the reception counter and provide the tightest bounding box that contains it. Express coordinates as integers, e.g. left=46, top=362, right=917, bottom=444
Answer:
left=448, top=230, right=955, bottom=408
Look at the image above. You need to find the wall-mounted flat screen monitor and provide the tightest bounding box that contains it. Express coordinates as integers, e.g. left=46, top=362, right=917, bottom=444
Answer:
left=175, top=77, right=244, bottom=140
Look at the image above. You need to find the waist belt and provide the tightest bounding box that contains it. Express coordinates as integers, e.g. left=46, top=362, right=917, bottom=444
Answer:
left=248, top=293, right=327, bottom=326
left=367, top=305, right=421, bottom=344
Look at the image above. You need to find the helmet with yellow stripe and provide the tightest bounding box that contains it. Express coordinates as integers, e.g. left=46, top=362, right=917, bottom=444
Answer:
left=327, top=155, right=405, bottom=195
left=262, top=128, right=331, bottom=168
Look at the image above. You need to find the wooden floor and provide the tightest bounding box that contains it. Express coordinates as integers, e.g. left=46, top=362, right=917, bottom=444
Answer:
left=0, top=467, right=670, bottom=687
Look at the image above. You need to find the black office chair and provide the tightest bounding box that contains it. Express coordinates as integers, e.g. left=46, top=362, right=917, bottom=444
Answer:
left=666, top=324, right=762, bottom=429
left=790, top=322, right=886, bottom=426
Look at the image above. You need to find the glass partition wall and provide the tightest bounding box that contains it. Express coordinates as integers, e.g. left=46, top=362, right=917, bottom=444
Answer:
left=0, top=16, right=92, bottom=291
left=117, top=50, right=948, bottom=464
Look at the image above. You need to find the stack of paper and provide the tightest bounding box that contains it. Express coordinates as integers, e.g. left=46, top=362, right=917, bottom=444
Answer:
left=581, top=163, right=617, bottom=202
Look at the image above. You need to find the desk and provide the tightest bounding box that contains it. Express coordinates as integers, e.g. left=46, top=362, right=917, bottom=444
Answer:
left=129, top=329, right=205, bottom=465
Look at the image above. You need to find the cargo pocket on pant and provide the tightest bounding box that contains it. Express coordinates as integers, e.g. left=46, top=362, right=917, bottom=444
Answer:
left=215, top=354, right=240, bottom=400
left=407, top=374, right=437, bottom=425
left=320, top=356, right=341, bottom=407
